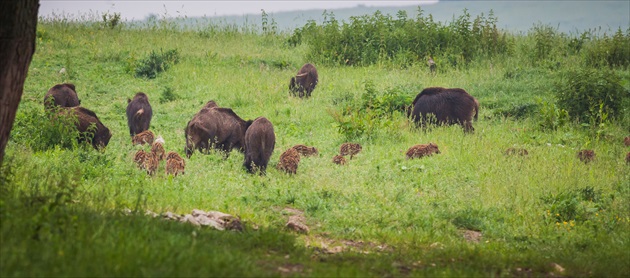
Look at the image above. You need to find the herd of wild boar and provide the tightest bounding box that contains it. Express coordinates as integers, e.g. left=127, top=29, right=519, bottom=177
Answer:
left=42, top=63, right=630, bottom=176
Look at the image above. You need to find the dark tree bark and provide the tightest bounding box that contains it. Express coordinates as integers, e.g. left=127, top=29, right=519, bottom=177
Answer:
left=0, top=0, right=39, bottom=164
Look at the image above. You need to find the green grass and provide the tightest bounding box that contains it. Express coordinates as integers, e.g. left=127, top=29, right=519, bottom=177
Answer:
left=2, top=17, right=629, bottom=277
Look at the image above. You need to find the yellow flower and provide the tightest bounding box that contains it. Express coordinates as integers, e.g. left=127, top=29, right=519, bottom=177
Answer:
left=563, top=221, right=568, bottom=225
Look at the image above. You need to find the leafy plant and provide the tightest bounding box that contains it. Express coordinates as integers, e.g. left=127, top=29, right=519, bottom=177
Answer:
left=537, top=98, right=570, bottom=130
left=159, top=86, right=179, bottom=104
left=102, top=12, right=121, bottom=29
left=290, top=8, right=511, bottom=66
left=11, top=105, right=80, bottom=151
left=554, top=68, right=627, bottom=124
left=134, top=49, right=180, bottom=79
left=583, top=28, right=630, bottom=68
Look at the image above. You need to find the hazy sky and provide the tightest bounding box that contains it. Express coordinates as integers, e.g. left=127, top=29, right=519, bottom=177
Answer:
left=39, top=1, right=438, bottom=20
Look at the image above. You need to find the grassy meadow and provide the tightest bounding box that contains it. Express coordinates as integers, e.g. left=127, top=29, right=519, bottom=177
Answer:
left=1, top=11, right=629, bottom=277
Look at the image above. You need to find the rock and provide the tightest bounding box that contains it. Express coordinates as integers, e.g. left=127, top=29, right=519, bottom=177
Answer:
left=286, top=215, right=309, bottom=234
left=196, top=215, right=224, bottom=230
left=180, top=214, right=200, bottom=226
left=191, top=209, right=207, bottom=217
left=462, top=229, right=482, bottom=243
left=551, top=263, right=565, bottom=273
left=162, top=211, right=181, bottom=221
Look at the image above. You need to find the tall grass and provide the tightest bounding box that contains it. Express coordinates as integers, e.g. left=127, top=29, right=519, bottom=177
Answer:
left=2, top=9, right=629, bottom=277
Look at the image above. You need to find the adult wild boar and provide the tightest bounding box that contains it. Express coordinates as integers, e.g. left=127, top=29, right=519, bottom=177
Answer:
left=126, top=92, right=153, bottom=136
left=44, top=83, right=80, bottom=112
left=408, top=87, right=479, bottom=133
left=289, top=63, right=318, bottom=98
left=184, top=101, right=252, bottom=158
left=59, top=106, right=112, bottom=149
left=243, top=117, right=276, bottom=174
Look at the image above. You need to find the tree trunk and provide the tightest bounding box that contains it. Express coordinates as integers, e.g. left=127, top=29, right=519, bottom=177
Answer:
left=0, top=0, right=40, bottom=164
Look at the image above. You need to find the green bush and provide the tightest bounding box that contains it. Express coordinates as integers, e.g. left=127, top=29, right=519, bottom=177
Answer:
left=554, top=68, right=628, bottom=124
left=542, top=186, right=606, bottom=223
left=537, top=99, right=569, bottom=130
left=134, top=49, right=180, bottom=79
left=10, top=106, right=80, bottom=152
left=583, top=28, right=630, bottom=68
left=289, top=8, right=511, bottom=66
left=330, top=81, right=413, bottom=140
left=159, top=86, right=179, bottom=104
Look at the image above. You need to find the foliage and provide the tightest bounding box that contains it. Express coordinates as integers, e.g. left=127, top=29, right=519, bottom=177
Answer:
left=10, top=105, right=80, bottom=151
left=134, top=49, right=180, bottom=79
left=554, top=68, right=628, bottom=124
left=260, top=9, right=277, bottom=35
left=330, top=81, right=413, bottom=141
left=583, top=28, right=630, bottom=68
left=542, top=186, right=607, bottom=223
left=101, top=12, right=121, bottom=29
left=288, top=8, right=511, bottom=66
left=159, top=86, right=179, bottom=104
left=537, top=98, right=570, bottom=130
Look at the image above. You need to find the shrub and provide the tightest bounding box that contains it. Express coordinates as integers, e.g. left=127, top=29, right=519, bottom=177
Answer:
left=289, top=8, right=511, bottom=67
left=102, top=12, right=121, bottom=29
left=159, top=86, right=179, bottom=104
left=542, top=186, right=606, bottom=223
left=537, top=99, right=570, bottom=130
left=583, top=28, right=630, bottom=68
left=134, top=49, right=180, bottom=79
left=554, top=68, right=628, bottom=124
left=10, top=106, right=80, bottom=152
left=330, top=81, right=413, bottom=140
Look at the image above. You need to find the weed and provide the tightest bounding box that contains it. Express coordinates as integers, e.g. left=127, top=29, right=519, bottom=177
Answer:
left=134, top=49, right=180, bottom=79
left=159, top=86, right=179, bottom=104
left=554, top=68, right=627, bottom=124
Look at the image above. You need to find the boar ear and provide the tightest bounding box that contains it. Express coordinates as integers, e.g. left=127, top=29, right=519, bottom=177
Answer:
left=65, top=83, right=76, bottom=91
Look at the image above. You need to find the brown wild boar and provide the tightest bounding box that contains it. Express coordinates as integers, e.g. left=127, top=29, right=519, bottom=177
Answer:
left=340, top=143, right=362, bottom=159
left=243, top=117, right=276, bottom=174
left=165, top=151, right=186, bottom=176
left=57, top=106, right=111, bottom=149
left=504, top=147, right=529, bottom=156
left=132, top=130, right=155, bottom=145
left=406, top=143, right=441, bottom=159
left=277, top=148, right=300, bottom=174
left=144, top=152, right=159, bottom=176
left=151, top=136, right=166, bottom=161
left=332, top=155, right=347, bottom=165
left=408, top=87, right=479, bottom=133
left=292, top=144, right=319, bottom=157
left=134, top=149, right=149, bottom=169
left=577, top=149, right=596, bottom=164
left=184, top=101, right=252, bottom=158
left=126, top=92, right=153, bottom=136
left=289, top=63, right=318, bottom=98
left=44, top=83, right=80, bottom=112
